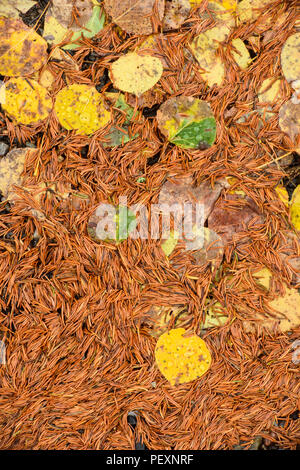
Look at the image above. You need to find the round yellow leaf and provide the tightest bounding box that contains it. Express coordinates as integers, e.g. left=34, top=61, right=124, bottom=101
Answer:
left=110, top=53, right=163, bottom=97
left=281, top=33, right=300, bottom=86
left=0, top=17, right=48, bottom=77
left=54, top=84, right=111, bottom=135
left=290, top=184, right=300, bottom=231
left=231, top=38, right=251, bottom=70
left=258, top=78, right=283, bottom=104
left=155, top=328, right=211, bottom=386
left=2, top=78, right=52, bottom=125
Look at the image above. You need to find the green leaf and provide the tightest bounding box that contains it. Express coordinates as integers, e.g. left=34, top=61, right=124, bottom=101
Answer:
left=170, top=117, right=217, bottom=149
left=64, top=6, right=105, bottom=50
left=115, top=206, right=137, bottom=242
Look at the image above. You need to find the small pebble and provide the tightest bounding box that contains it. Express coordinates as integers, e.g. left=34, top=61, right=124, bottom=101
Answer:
left=0, top=141, right=9, bottom=156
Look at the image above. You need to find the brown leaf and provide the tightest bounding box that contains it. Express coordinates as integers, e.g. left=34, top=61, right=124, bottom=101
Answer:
left=104, top=0, right=165, bottom=35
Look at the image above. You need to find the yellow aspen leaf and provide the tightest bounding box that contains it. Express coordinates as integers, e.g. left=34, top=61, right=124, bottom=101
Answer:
left=203, top=301, right=228, bottom=328
left=244, top=287, right=300, bottom=333
left=37, top=48, right=79, bottom=91
left=231, top=38, right=251, bottom=70
left=161, top=230, right=179, bottom=257
left=252, top=267, right=272, bottom=290
left=110, top=53, right=163, bottom=97
left=281, top=33, right=300, bottom=87
left=155, top=328, right=211, bottom=386
left=190, top=26, right=229, bottom=87
left=237, top=0, right=275, bottom=23
left=2, top=78, right=52, bottom=125
left=0, top=17, right=48, bottom=77
left=258, top=78, right=283, bottom=104
left=290, top=185, right=300, bottom=231
left=0, top=0, right=36, bottom=18
left=275, top=185, right=289, bottom=207
left=54, top=84, right=111, bottom=135
left=0, top=148, right=36, bottom=200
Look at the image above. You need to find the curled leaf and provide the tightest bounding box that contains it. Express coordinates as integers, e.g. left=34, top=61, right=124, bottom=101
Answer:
left=157, top=96, right=217, bottom=149
left=0, top=17, right=48, bottom=76
left=2, top=78, right=52, bottom=125
left=110, top=53, right=163, bottom=97
left=54, top=84, right=111, bottom=135
left=104, top=0, right=165, bottom=35
left=155, top=328, right=211, bottom=385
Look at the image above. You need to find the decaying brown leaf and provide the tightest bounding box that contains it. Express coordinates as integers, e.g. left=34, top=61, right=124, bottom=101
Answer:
left=163, top=0, right=190, bottom=31
left=104, top=0, right=165, bottom=35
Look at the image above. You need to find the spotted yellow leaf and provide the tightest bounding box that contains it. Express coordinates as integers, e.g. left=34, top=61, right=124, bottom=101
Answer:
left=2, top=78, right=52, bottom=125
left=54, top=84, right=111, bottom=135
left=155, top=328, right=211, bottom=386
left=290, top=184, right=300, bottom=231
left=110, top=53, right=163, bottom=97
left=0, top=17, right=48, bottom=77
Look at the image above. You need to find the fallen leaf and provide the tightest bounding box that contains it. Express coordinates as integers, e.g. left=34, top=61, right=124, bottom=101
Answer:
left=258, top=78, right=283, bottom=104
left=0, top=148, right=35, bottom=200
left=243, top=286, right=300, bottom=333
left=231, top=38, right=251, bottom=70
left=163, top=0, right=191, bottom=31
left=156, top=96, right=217, bottom=149
left=43, top=0, right=105, bottom=48
left=54, top=84, right=111, bottom=135
left=0, top=0, right=36, bottom=18
left=190, top=29, right=226, bottom=87
left=104, top=0, right=165, bottom=35
left=237, top=0, right=275, bottom=23
left=281, top=32, right=300, bottom=87
left=110, top=52, right=163, bottom=97
left=252, top=267, right=272, bottom=290
left=0, top=17, right=48, bottom=76
left=88, top=205, right=137, bottom=243
left=290, top=184, right=300, bottom=231
left=103, top=92, right=139, bottom=147
left=37, top=48, right=79, bottom=91
left=202, top=301, right=228, bottom=328
left=143, top=305, right=190, bottom=338
left=155, top=328, right=211, bottom=385
left=2, top=78, right=52, bottom=125
left=208, top=194, right=265, bottom=246
left=278, top=100, right=300, bottom=155
left=161, top=230, right=179, bottom=256
left=186, top=227, right=224, bottom=273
